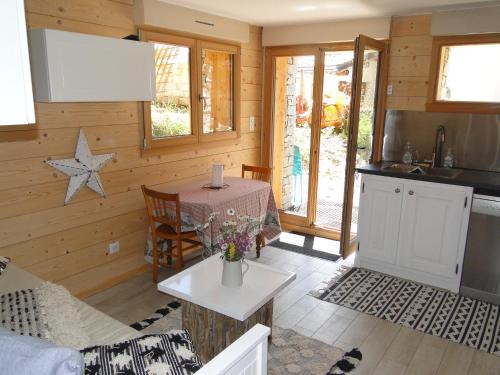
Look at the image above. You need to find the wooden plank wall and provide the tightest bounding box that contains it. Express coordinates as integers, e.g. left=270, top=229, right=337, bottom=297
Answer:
left=386, top=15, right=433, bottom=111
left=0, top=0, right=263, bottom=298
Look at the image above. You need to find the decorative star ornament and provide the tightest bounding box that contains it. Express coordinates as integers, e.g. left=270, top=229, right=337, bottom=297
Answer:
left=45, top=129, right=115, bottom=205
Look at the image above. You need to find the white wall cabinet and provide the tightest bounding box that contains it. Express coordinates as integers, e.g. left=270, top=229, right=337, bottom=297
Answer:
left=29, top=29, right=156, bottom=102
left=0, top=0, right=35, bottom=125
left=357, top=174, right=473, bottom=292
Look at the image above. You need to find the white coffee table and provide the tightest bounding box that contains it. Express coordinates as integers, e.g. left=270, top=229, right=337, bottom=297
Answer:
left=158, top=255, right=295, bottom=361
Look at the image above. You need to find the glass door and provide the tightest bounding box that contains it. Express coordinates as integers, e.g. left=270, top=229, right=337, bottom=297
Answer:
left=270, top=49, right=320, bottom=229
left=314, top=49, right=355, bottom=233
left=340, top=35, right=387, bottom=257
left=265, top=39, right=386, bottom=250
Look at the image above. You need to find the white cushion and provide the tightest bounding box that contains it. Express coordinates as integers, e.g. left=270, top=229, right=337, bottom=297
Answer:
left=0, top=328, right=84, bottom=375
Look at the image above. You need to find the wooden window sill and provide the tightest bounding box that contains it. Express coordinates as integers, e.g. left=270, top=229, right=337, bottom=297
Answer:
left=140, top=134, right=242, bottom=157
left=148, top=134, right=198, bottom=149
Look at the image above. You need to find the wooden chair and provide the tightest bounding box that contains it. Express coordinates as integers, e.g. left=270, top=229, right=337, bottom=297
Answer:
left=241, top=164, right=272, bottom=183
left=141, top=185, right=201, bottom=283
left=241, top=164, right=272, bottom=258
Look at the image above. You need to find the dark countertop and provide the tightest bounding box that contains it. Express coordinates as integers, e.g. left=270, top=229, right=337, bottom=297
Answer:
left=357, top=163, right=500, bottom=195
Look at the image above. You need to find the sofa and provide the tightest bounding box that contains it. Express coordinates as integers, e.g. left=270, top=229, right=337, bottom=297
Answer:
left=0, top=263, right=140, bottom=346
left=0, top=263, right=271, bottom=375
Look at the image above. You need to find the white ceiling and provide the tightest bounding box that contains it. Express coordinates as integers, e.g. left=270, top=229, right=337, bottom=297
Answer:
left=160, top=0, right=500, bottom=26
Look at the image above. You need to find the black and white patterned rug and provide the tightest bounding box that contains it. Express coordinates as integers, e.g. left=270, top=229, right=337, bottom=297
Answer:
left=130, top=301, right=181, bottom=331
left=312, top=267, right=500, bottom=356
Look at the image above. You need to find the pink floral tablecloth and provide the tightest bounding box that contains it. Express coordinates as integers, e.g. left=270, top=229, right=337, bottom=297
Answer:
left=145, top=176, right=281, bottom=261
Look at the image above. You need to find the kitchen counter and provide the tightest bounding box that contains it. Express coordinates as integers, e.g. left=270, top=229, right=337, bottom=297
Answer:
left=357, top=163, right=500, bottom=195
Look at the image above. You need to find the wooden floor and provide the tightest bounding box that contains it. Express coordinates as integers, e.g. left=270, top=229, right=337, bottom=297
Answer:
left=85, top=246, right=500, bottom=375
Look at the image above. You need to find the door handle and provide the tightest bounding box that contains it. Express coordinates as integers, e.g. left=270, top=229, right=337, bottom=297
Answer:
left=408, top=190, right=414, bottom=195
left=395, top=188, right=400, bottom=194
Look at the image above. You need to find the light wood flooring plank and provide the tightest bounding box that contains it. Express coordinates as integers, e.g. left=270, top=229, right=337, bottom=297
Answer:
left=373, top=358, right=407, bottom=375
left=404, top=334, right=449, bottom=375
left=351, top=319, right=401, bottom=375
left=334, top=313, right=379, bottom=349
left=436, top=341, right=476, bottom=375
left=468, top=349, right=500, bottom=375
left=384, top=326, right=424, bottom=367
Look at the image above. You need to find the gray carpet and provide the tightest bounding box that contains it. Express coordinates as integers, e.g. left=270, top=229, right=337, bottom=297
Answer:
left=133, top=307, right=346, bottom=374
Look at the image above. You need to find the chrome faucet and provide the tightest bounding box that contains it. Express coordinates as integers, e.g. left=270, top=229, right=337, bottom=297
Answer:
left=432, top=126, right=446, bottom=168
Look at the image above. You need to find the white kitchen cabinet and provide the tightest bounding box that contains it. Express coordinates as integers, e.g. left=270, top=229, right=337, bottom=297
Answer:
left=29, top=29, right=155, bottom=102
left=358, top=177, right=404, bottom=265
left=357, top=174, right=472, bottom=292
left=399, top=183, right=469, bottom=279
left=0, top=0, right=35, bottom=125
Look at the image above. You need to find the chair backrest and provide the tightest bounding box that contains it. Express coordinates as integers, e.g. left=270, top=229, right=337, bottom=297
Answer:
left=141, top=185, right=181, bottom=233
left=241, top=164, right=272, bottom=183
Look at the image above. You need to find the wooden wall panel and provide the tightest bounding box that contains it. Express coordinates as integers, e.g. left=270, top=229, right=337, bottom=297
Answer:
left=386, top=15, right=433, bottom=111
left=25, top=0, right=135, bottom=29
left=0, top=0, right=263, bottom=297
left=32, top=102, right=139, bottom=128
left=0, top=210, right=148, bottom=268
left=242, top=67, right=263, bottom=85
left=61, top=252, right=150, bottom=298
left=0, top=124, right=139, bottom=161
left=241, top=49, right=262, bottom=68
left=241, top=84, right=262, bottom=101
left=0, top=133, right=259, bottom=191
left=26, top=13, right=135, bottom=38
left=26, top=229, right=147, bottom=281
left=0, top=134, right=260, bottom=192
left=390, top=15, right=432, bottom=37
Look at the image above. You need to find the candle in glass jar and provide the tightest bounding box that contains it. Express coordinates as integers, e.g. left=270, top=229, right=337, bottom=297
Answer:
left=211, top=164, right=224, bottom=187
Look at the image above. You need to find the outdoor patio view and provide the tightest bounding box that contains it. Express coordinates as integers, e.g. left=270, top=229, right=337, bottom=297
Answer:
left=272, top=50, right=379, bottom=235
left=151, top=42, right=191, bottom=138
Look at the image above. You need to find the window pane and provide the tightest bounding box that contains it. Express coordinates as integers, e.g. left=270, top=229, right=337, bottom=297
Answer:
left=437, top=44, right=500, bottom=103
left=152, top=43, right=191, bottom=138
left=316, top=50, right=353, bottom=229
left=271, top=55, right=315, bottom=218
left=202, top=49, right=234, bottom=134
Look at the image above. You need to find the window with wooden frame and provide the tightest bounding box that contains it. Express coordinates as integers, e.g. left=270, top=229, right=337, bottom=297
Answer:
left=141, top=30, right=241, bottom=150
left=427, top=34, right=500, bottom=113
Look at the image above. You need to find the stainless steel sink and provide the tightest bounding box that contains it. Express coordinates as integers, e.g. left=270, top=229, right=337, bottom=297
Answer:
left=419, top=167, right=463, bottom=179
left=382, top=164, right=463, bottom=179
left=382, top=163, right=419, bottom=173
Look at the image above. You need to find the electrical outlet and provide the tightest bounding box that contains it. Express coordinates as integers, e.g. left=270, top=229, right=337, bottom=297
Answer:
left=108, top=240, right=120, bottom=255
left=249, top=116, right=255, bottom=132
left=387, top=84, right=393, bottom=96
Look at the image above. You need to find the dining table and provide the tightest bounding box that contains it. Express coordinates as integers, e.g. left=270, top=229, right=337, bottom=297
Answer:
left=144, top=176, right=282, bottom=262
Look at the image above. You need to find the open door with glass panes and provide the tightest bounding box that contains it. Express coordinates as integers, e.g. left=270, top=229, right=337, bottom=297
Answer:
left=265, top=36, right=387, bottom=258
left=340, top=35, right=388, bottom=258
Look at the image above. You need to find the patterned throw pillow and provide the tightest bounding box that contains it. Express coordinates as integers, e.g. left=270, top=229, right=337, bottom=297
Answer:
left=80, top=329, right=203, bottom=375
left=0, top=288, right=46, bottom=339
left=0, top=256, right=10, bottom=275
left=0, top=282, right=90, bottom=349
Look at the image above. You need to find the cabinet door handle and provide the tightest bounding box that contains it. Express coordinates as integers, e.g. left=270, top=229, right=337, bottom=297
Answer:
left=408, top=190, right=414, bottom=195
left=395, top=188, right=400, bottom=194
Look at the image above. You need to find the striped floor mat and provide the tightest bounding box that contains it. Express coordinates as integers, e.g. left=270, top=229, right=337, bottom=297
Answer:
left=311, top=267, right=500, bottom=356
